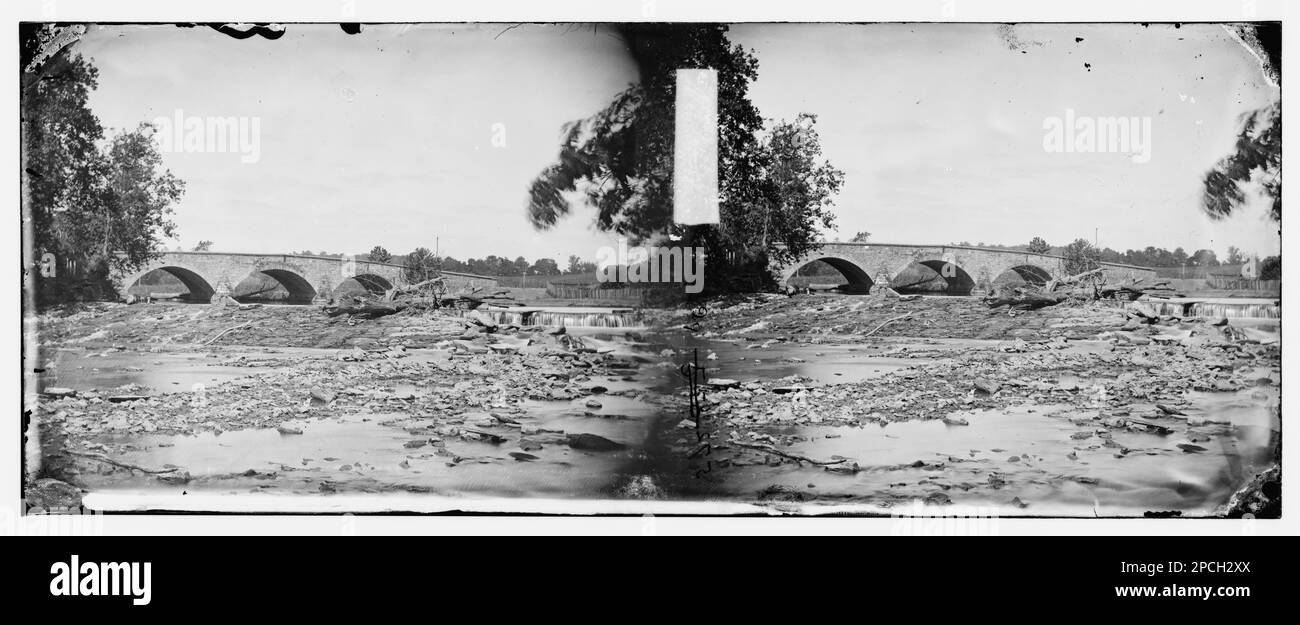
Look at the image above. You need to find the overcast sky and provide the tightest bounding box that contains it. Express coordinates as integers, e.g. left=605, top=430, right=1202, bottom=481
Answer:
left=75, top=22, right=1280, bottom=262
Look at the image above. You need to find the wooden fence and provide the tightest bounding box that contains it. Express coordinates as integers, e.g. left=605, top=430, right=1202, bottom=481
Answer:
left=1204, top=277, right=1281, bottom=291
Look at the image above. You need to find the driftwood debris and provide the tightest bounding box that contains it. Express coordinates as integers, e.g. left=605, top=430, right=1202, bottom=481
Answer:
left=382, top=276, right=444, bottom=302
left=731, top=441, right=849, bottom=466
left=1099, top=277, right=1182, bottom=300
left=66, top=450, right=181, bottom=475
left=862, top=313, right=913, bottom=337
left=1043, top=267, right=1104, bottom=294
left=984, top=267, right=1107, bottom=311
left=322, top=273, right=520, bottom=318
left=323, top=299, right=405, bottom=318
left=448, top=287, right=519, bottom=309
left=202, top=320, right=254, bottom=345
left=985, top=268, right=1185, bottom=311
left=983, top=291, right=1070, bottom=311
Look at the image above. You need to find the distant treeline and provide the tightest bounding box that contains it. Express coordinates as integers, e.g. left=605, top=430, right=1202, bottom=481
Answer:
left=301, top=242, right=1280, bottom=282
left=333, top=249, right=598, bottom=278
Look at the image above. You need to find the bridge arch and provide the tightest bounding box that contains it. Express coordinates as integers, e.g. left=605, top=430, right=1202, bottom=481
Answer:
left=994, top=264, right=1053, bottom=287
left=122, top=265, right=216, bottom=303
left=775, top=243, right=1157, bottom=296
left=782, top=255, right=874, bottom=293
left=893, top=259, right=977, bottom=295
left=236, top=266, right=317, bottom=303
left=336, top=273, right=394, bottom=297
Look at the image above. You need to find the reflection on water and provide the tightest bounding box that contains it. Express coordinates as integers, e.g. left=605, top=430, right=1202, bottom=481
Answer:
left=572, top=330, right=944, bottom=387
left=676, top=342, right=917, bottom=385
left=34, top=348, right=269, bottom=394
left=675, top=389, right=1276, bottom=516
left=77, top=402, right=654, bottom=499
left=46, top=328, right=1279, bottom=515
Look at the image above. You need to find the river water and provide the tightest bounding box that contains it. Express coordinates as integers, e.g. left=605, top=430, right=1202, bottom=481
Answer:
left=35, top=317, right=1278, bottom=516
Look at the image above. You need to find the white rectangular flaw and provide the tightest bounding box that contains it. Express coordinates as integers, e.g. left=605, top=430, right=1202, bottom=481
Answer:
left=673, top=68, right=720, bottom=225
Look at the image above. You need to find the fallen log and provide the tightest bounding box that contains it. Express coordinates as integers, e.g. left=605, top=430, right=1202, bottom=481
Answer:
left=383, top=276, right=445, bottom=302
left=232, top=285, right=280, bottom=299
left=201, top=320, right=253, bottom=345
left=1099, top=278, right=1183, bottom=300
left=444, top=287, right=520, bottom=309
left=1122, top=417, right=1175, bottom=435
left=323, top=302, right=405, bottom=318
left=731, top=441, right=849, bottom=466
left=66, top=450, right=181, bottom=474
left=983, top=292, right=1069, bottom=310
left=862, top=313, right=913, bottom=337
left=1044, top=267, right=1104, bottom=293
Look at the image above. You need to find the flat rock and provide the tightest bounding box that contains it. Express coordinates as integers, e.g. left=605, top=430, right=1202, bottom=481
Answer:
left=566, top=432, right=626, bottom=452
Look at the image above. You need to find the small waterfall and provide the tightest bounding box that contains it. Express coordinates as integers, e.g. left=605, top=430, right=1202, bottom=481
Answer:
left=1184, top=301, right=1279, bottom=320
left=477, top=310, right=529, bottom=326
left=1111, top=299, right=1279, bottom=319
left=472, top=308, right=644, bottom=328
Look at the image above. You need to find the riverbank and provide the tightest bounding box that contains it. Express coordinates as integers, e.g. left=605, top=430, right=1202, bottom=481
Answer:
left=28, top=302, right=683, bottom=502
left=656, top=292, right=1136, bottom=342
left=24, top=296, right=1281, bottom=516
left=32, top=301, right=469, bottom=350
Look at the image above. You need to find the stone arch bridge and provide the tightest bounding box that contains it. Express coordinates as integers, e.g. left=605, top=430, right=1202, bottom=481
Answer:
left=113, top=252, right=498, bottom=304
left=777, top=243, right=1157, bottom=295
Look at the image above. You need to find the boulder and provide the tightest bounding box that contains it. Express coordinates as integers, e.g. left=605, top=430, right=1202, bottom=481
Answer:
left=566, top=433, right=626, bottom=452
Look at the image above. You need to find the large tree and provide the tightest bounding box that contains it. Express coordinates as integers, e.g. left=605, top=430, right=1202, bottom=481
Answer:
left=403, top=247, right=440, bottom=283
left=23, top=26, right=184, bottom=303
left=530, top=258, right=561, bottom=276
left=1062, top=238, right=1100, bottom=276
left=1202, top=104, right=1280, bottom=224
left=1027, top=237, right=1052, bottom=255
left=1189, top=248, right=1220, bottom=268
left=566, top=255, right=596, bottom=275
left=1202, top=24, right=1280, bottom=225
left=368, top=245, right=393, bottom=264
left=526, top=24, right=843, bottom=291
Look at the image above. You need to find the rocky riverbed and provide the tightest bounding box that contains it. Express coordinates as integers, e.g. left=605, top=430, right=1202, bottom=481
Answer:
left=24, top=295, right=1281, bottom=516
left=653, top=292, right=1280, bottom=515
left=658, top=291, right=1130, bottom=342
left=28, top=302, right=686, bottom=505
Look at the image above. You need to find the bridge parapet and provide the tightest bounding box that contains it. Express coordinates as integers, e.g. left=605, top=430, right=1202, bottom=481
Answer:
left=776, top=242, right=1157, bottom=294
left=111, top=252, right=498, bottom=303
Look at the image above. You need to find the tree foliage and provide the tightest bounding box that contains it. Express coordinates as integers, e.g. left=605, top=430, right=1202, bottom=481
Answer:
left=746, top=114, right=844, bottom=261
left=368, top=245, right=393, bottom=264
left=1202, top=104, right=1280, bottom=223
left=1260, top=256, right=1281, bottom=280
left=403, top=247, right=440, bottom=283
left=23, top=32, right=184, bottom=303
left=530, top=258, right=561, bottom=276
left=1062, top=238, right=1100, bottom=276
left=567, top=255, right=597, bottom=275
left=525, top=24, right=843, bottom=291
left=1201, top=24, right=1279, bottom=225
left=1188, top=248, right=1221, bottom=267
left=1027, top=236, right=1051, bottom=255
